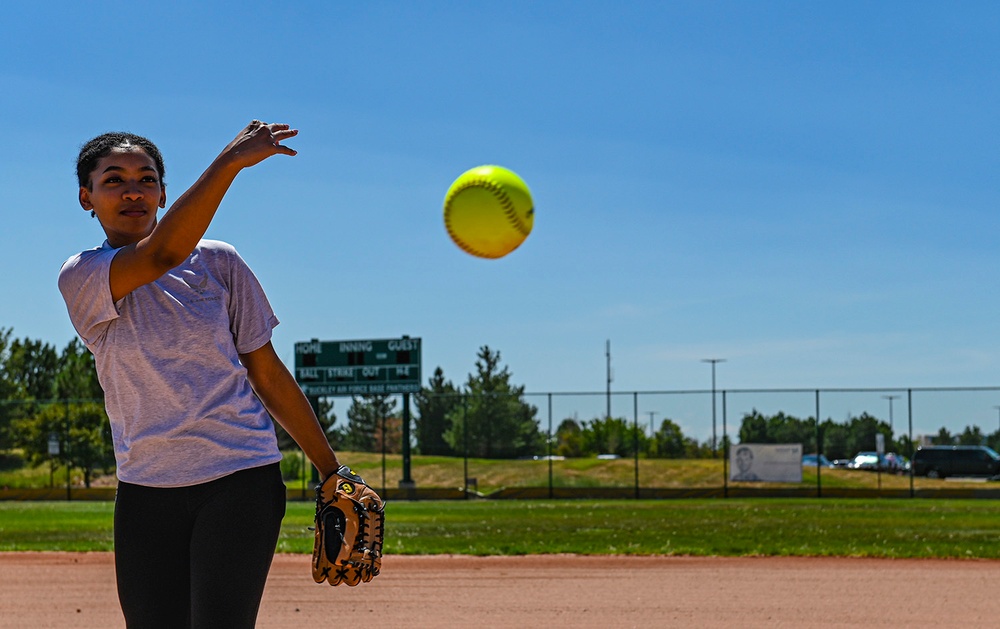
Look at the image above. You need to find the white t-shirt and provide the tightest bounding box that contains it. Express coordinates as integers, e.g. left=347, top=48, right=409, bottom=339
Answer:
left=58, top=239, right=283, bottom=487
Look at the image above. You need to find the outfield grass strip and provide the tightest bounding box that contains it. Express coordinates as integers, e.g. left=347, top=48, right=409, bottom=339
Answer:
left=1, top=499, right=999, bottom=559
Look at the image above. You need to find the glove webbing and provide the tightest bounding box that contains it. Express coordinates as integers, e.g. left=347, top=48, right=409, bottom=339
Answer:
left=352, top=502, right=369, bottom=553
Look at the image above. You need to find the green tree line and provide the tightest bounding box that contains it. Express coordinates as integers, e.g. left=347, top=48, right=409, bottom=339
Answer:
left=0, top=328, right=112, bottom=486
left=7, top=326, right=1000, bottom=485
left=737, top=409, right=1000, bottom=458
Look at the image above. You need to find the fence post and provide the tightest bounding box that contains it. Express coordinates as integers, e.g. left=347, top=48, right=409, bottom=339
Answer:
left=816, top=390, right=822, bottom=498
left=722, top=391, right=728, bottom=498
left=301, top=447, right=307, bottom=500
left=64, top=399, right=71, bottom=501
left=547, top=393, right=553, bottom=499
left=381, top=411, right=387, bottom=498
left=462, top=395, right=469, bottom=500
left=308, top=396, right=321, bottom=485
left=633, top=392, right=639, bottom=499
left=908, top=389, right=914, bottom=498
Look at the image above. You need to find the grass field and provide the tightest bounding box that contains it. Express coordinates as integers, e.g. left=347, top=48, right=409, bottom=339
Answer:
left=1, top=498, right=999, bottom=559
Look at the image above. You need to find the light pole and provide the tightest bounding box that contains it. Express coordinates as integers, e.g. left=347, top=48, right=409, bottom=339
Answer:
left=702, top=359, right=725, bottom=457
left=882, top=395, right=900, bottom=434
left=993, top=406, right=1000, bottom=433
left=646, top=411, right=658, bottom=437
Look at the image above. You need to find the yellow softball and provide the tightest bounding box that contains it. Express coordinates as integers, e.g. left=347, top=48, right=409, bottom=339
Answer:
left=443, top=165, right=534, bottom=259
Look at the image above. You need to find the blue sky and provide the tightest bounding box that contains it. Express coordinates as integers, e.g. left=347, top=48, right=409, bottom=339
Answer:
left=3, top=1, right=1000, bottom=441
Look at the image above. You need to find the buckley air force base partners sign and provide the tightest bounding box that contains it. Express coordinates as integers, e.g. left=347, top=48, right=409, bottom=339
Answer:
left=294, top=337, right=422, bottom=396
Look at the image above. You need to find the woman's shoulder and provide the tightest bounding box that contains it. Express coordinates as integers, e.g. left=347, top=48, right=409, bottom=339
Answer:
left=59, top=242, right=114, bottom=276
left=197, top=239, right=238, bottom=254
left=195, top=239, right=244, bottom=263
left=194, top=239, right=252, bottom=272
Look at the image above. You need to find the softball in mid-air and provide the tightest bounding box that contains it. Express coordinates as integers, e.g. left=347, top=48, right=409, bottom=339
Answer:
left=443, top=165, right=534, bottom=259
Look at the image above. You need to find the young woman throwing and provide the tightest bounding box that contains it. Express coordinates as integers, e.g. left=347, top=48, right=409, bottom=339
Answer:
left=59, top=121, right=340, bottom=628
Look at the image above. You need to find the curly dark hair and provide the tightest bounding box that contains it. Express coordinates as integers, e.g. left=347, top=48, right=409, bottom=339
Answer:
left=76, top=132, right=166, bottom=190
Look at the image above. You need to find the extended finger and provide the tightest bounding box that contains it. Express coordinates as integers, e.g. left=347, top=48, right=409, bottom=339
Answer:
left=263, top=123, right=295, bottom=138
left=267, top=129, right=298, bottom=155
left=271, top=128, right=299, bottom=142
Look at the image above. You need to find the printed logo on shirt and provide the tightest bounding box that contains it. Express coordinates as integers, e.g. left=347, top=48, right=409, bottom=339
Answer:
left=178, top=271, right=221, bottom=305
left=182, top=272, right=209, bottom=295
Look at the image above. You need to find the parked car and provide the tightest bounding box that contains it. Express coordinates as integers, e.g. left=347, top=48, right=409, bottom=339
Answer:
left=911, top=445, right=1000, bottom=479
left=884, top=452, right=910, bottom=473
left=802, top=454, right=834, bottom=468
left=847, top=451, right=909, bottom=473
left=848, top=452, right=879, bottom=470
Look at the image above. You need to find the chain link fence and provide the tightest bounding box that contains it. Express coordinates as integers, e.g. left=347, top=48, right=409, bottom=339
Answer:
left=3, top=388, right=1000, bottom=500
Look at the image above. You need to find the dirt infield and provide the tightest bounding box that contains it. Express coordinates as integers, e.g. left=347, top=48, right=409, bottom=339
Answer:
left=1, top=553, right=997, bottom=628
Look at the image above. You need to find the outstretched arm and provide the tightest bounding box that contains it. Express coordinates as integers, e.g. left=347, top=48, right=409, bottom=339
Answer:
left=109, top=120, right=297, bottom=302
left=240, top=341, right=341, bottom=481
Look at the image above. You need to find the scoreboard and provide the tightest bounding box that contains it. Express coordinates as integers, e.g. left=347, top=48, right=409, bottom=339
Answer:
left=294, top=337, right=422, bottom=396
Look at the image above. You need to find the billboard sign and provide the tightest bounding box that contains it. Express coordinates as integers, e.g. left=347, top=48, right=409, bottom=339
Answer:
left=730, top=443, right=803, bottom=483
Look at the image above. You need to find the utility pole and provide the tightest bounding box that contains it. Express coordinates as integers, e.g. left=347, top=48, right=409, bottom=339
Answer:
left=882, top=395, right=900, bottom=434
left=605, top=340, right=612, bottom=420
left=702, top=359, right=725, bottom=457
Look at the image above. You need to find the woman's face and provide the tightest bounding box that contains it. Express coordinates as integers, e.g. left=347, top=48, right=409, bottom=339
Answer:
left=79, top=146, right=166, bottom=248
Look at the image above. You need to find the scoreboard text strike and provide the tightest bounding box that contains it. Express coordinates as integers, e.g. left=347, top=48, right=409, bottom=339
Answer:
left=294, top=337, right=422, bottom=396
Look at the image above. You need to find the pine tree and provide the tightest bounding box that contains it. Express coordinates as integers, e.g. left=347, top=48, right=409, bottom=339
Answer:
left=443, top=346, right=542, bottom=459
left=345, top=394, right=396, bottom=452
left=414, top=367, right=459, bottom=456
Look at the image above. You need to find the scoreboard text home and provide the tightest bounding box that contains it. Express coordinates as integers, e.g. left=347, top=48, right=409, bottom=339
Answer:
left=294, top=337, right=422, bottom=396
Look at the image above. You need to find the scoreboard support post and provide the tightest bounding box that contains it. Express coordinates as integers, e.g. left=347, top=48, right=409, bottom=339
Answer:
left=400, top=393, right=414, bottom=488
left=294, top=337, right=422, bottom=490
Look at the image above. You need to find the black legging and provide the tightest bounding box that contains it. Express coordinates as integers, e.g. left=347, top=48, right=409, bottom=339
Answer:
left=114, top=463, right=286, bottom=629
